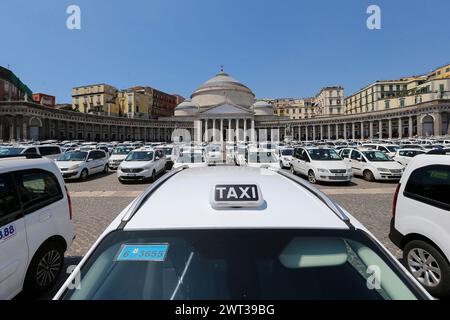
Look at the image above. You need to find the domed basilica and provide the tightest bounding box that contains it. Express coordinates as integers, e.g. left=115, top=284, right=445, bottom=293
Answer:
left=173, top=68, right=278, bottom=142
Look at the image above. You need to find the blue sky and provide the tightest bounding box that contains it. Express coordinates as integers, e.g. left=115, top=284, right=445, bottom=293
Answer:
left=1, top=0, right=449, bottom=103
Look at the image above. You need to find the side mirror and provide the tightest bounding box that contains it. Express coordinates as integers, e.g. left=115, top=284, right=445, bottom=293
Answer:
left=357, top=157, right=363, bottom=161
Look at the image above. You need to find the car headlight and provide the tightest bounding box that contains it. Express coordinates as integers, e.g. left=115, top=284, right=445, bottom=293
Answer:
left=347, top=168, right=353, bottom=173
left=318, top=168, right=329, bottom=173
left=377, top=168, right=389, bottom=172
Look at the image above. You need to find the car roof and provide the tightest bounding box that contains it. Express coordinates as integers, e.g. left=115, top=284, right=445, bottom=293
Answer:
left=401, top=154, right=450, bottom=183
left=124, top=167, right=350, bottom=231
left=0, top=157, right=57, bottom=173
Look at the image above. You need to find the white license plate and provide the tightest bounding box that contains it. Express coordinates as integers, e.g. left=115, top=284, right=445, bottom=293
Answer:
left=127, top=173, right=136, bottom=177
left=335, top=174, right=345, bottom=177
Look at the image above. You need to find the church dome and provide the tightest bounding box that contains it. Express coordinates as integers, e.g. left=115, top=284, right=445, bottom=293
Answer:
left=191, top=70, right=255, bottom=109
left=252, top=100, right=275, bottom=116
left=174, top=99, right=199, bottom=116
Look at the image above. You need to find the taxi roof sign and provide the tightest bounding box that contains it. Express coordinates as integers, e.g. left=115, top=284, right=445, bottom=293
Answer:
left=210, top=183, right=264, bottom=209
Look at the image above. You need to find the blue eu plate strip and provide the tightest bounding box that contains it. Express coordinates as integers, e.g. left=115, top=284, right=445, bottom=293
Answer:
left=116, top=244, right=169, bottom=262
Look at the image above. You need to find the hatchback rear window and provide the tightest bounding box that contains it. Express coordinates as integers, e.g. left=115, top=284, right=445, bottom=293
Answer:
left=63, top=230, right=422, bottom=300
left=404, top=165, right=450, bottom=211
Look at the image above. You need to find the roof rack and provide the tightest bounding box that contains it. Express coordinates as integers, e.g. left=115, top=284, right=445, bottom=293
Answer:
left=117, top=165, right=190, bottom=229
left=273, top=168, right=354, bottom=229
left=0, top=153, right=42, bottom=160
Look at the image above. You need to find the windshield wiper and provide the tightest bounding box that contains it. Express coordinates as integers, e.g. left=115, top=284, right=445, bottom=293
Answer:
left=170, top=252, right=194, bottom=300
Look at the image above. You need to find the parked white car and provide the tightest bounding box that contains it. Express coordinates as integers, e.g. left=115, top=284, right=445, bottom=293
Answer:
left=172, top=151, right=207, bottom=169
left=0, top=155, right=74, bottom=299
left=276, top=147, right=294, bottom=169
left=155, top=145, right=176, bottom=169
left=390, top=154, right=450, bottom=298
left=118, top=149, right=166, bottom=183
left=205, top=144, right=223, bottom=165
left=340, top=148, right=404, bottom=182
left=393, top=149, right=427, bottom=167
left=290, top=147, right=352, bottom=184
left=0, top=145, right=62, bottom=160
left=108, top=147, right=133, bottom=170
left=362, top=144, right=400, bottom=158
left=234, top=146, right=248, bottom=166
left=56, top=150, right=109, bottom=180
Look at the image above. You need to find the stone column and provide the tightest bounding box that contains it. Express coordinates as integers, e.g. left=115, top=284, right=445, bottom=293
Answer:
left=352, top=123, right=355, bottom=140
left=320, top=125, right=324, bottom=140
left=408, top=116, right=414, bottom=138
left=369, top=121, right=374, bottom=140
left=327, top=125, right=331, bottom=140
left=220, top=119, right=224, bottom=142
left=212, top=118, right=216, bottom=142
left=335, top=124, right=339, bottom=139
left=205, top=119, right=209, bottom=142
left=228, top=119, right=232, bottom=142
left=378, top=120, right=383, bottom=139
left=243, top=118, right=247, bottom=142
left=343, top=123, right=347, bottom=140
left=433, top=112, right=442, bottom=137
left=251, top=120, right=255, bottom=142
left=22, top=118, right=28, bottom=140
left=311, top=126, right=316, bottom=141
left=388, top=119, right=393, bottom=139
left=235, top=119, right=240, bottom=142
left=305, top=126, right=309, bottom=142
left=398, top=118, right=403, bottom=139
left=360, top=121, right=364, bottom=140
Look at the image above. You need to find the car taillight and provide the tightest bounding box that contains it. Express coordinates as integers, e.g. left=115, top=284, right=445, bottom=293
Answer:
left=65, top=185, right=73, bottom=220
left=392, top=183, right=401, bottom=219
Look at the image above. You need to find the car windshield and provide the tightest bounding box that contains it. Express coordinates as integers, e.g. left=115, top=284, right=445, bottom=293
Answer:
left=58, top=151, right=88, bottom=161
left=386, top=146, right=400, bottom=152
left=308, top=149, right=342, bottom=161
left=177, top=153, right=204, bottom=164
left=281, top=149, right=294, bottom=156
left=157, top=148, right=173, bottom=156
left=63, top=229, right=422, bottom=300
left=125, top=151, right=154, bottom=162
left=248, top=152, right=277, bottom=163
left=113, top=148, right=132, bottom=155
left=0, top=147, right=25, bottom=156
left=362, top=151, right=392, bottom=162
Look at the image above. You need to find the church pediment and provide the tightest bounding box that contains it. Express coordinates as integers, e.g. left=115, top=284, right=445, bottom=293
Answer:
left=199, top=103, right=254, bottom=115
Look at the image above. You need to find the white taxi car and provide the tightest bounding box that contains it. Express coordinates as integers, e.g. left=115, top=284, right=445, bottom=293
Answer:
left=290, top=147, right=352, bottom=184
left=118, top=149, right=166, bottom=183
left=276, top=147, right=294, bottom=169
left=55, top=166, right=430, bottom=300
left=393, top=149, right=427, bottom=167
left=340, top=148, right=404, bottom=182
left=56, top=150, right=109, bottom=180
left=108, top=147, right=133, bottom=170
left=390, top=154, right=450, bottom=298
left=0, top=155, right=74, bottom=299
left=246, top=150, right=280, bottom=169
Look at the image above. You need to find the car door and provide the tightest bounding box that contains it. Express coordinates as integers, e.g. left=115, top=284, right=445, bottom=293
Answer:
left=0, top=173, right=28, bottom=299
left=96, top=151, right=107, bottom=172
left=86, top=151, right=98, bottom=173
left=291, top=149, right=302, bottom=172
left=297, top=149, right=309, bottom=175
left=349, top=150, right=363, bottom=175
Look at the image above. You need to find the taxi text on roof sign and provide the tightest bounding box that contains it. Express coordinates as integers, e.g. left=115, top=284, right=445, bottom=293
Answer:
left=211, top=184, right=264, bottom=209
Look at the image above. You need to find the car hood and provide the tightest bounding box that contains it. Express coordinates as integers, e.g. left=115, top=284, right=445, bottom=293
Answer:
left=56, top=161, right=83, bottom=169
left=110, top=155, right=127, bottom=161
left=311, top=160, right=348, bottom=169
left=120, top=161, right=152, bottom=169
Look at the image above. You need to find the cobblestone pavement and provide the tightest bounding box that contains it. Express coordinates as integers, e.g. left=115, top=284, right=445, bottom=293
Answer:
left=38, top=169, right=400, bottom=299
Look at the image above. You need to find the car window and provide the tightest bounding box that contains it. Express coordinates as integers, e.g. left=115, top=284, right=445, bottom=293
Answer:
left=341, top=149, right=351, bottom=159
left=39, top=146, right=61, bottom=156
left=63, top=229, right=421, bottom=300
left=24, top=148, right=38, bottom=154
left=0, top=174, right=22, bottom=226
left=15, top=170, right=64, bottom=214
left=96, top=151, right=106, bottom=160
left=87, top=152, right=95, bottom=160
left=404, top=165, right=450, bottom=211
left=350, top=151, right=361, bottom=161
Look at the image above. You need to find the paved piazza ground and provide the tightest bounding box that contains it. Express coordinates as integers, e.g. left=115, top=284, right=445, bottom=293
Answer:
left=38, top=169, right=400, bottom=299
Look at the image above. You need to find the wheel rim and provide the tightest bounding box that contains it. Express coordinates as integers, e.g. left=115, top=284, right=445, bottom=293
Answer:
left=36, top=250, right=62, bottom=287
left=104, top=165, right=108, bottom=173
left=407, top=248, right=442, bottom=288
left=365, top=171, right=372, bottom=181
left=308, top=172, right=316, bottom=183
left=81, top=170, right=87, bottom=179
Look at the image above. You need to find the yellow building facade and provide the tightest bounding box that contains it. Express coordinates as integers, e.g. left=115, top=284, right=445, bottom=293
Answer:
left=72, top=84, right=120, bottom=116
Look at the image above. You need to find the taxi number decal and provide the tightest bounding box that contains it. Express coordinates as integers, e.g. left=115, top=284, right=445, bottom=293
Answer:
left=116, top=244, right=169, bottom=262
left=0, top=223, right=16, bottom=243
left=215, top=185, right=259, bottom=202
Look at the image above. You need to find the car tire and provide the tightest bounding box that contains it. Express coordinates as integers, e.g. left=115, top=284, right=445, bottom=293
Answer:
left=280, top=161, right=284, bottom=169
left=151, top=170, right=157, bottom=182
left=308, top=170, right=317, bottom=184
left=23, top=241, right=64, bottom=295
left=403, top=240, right=450, bottom=298
left=363, top=170, right=375, bottom=182
left=103, top=164, right=109, bottom=174
left=80, top=169, right=89, bottom=181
